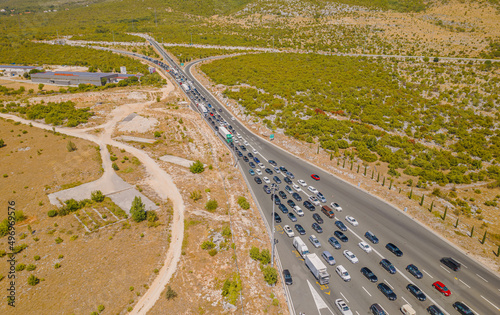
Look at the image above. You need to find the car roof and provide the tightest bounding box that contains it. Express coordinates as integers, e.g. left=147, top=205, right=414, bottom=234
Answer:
left=322, top=250, right=332, bottom=256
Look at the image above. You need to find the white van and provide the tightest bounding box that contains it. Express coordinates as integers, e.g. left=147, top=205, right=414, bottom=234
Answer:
left=336, top=265, right=351, bottom=282
left=401, top=304, right=416, bottom=315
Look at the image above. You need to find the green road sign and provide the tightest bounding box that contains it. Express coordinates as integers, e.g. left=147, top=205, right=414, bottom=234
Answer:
left=270, top=134, right=274, bottom=140
left=180, top=63, right=184, bottom=66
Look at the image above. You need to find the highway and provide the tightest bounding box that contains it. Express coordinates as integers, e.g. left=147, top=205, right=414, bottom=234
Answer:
left=144, top=35, right=500, bottom=315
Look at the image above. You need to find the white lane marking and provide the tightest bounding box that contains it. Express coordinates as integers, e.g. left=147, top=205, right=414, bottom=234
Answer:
left=423, top=269, right=433, bottom=278
left=440, top=265, right=451, bottom=273
left=384, top=279, right=394, bottom=289
left=476, top=273, right=489, bottom=283
left=362, top=286, right=372, bottom=297
left=454, top=259, right=468, bottom=268
left=340, top=291, right=349, bottom=303
left=355, top=312, right=360, bottom=315
left=466, top=303, right=481, bottom=315
left=306, top=279, right=335, bottom=314
left=258, top=151, right=269, bottom=162
left=481, top=295, right=499, bottom=310
left=459, top=279, right=471, bottom=288
left=401, top=297, right=410, bottom=305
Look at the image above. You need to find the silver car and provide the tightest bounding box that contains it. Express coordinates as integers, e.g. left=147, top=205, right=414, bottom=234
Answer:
left=322, top=251, right=336, bottom=265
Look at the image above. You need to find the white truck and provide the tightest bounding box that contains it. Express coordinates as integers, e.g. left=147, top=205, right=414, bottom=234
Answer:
left=305, top=253, right=330, bottom=285
left=199, top=104, right=208, bottom=114
left=293, top=237, right=310, bottom=258
left=181, top=83, right=190, bottom=92
left=218, top=126, right=233, bottom=143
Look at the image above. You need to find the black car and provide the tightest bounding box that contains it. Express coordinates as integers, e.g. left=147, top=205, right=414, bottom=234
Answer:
left=441, top=257, right=461, bottom=271
left=328, top=237, right=341, bottom=249
left=243, top=156, right=249, bottom=162
left=312, top=223, right=323, bottom=233
left=361, top=267, right=378, bottom=282
left=334, top=231, right=348, bottom=242
left=407, top=284, right=426, bottom=301
left=292, top=192, right=302, bottom=201
left=295, top=224, right=306, bottom=235
left=273, top=176, right=282, bottom=184
left=380, top=259, right=397, bottom=274
left=335, top=220, right=347, bottom=231
left=278, top=203, right=288, bottom=214
left=427, top=305, right=444, bottom=315
left=365, top=231, right=379, bottom=244
left=287, top=200, right=296, bottom=208
left=236, top=150, right=243, bottom=157
left=303, top=201, right=315, bottom=211
left=377, top=283, right=397, bottom=301
left=218, top=108, right=222, bottom=112
left=283, top=269, right=293, bottom=285
left=271, top=193, right=280, bottom=201
left=452, top=302, right=473, bottom=315
left=280, top=166, right=287, bottom=172
left=215, top=126, right=219, bottom=131
left=265, top=168, right=273, bottom=175
left=370, top=304, right=386, bottom=315
left=249, top=162, right=256, bottom=168
left=386, top=243, right=403, bottom=257
left=313, top=213, right=323, bottom=224
left=406, top=264, right=423, bottom=279
left=268, top=160, right=277, bottom=166
left=263, top=185, right=271, bottom=194
left=254, top=177, right=262, bottom=184
left=240, top=145, right=246, bottom=151
left=279, top=191, right=287, bottom=199
left=284, top=177, right=292, bottom=184
left=274, top=212, right=281, bottom=223
left=247, top=152, right=253, bottom=158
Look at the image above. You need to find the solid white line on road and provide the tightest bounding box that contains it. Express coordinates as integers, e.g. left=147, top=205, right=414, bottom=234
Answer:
left=423, top=269, right=433, bottom=279
left=258, top=151, right=269, bottom=162
left=401, top=297, right=410, bottom=306
left=384, top=279, right=394, bottom=289
left=362, top=286, right=372, bottom=297
left=466, top=304, right=481, bottom=315
left=481, top=295, right=499, bottom=310
left=340, top=291, right=349, bottom=303
left=459, top=279, right=471, bottom=288
left=454, top=259, right=468, bottom=268
left=476, top=273, right=489, bottom=283
left=440, top=265, right=451, bottom=273
left=355, top=311, right=360, bottom=315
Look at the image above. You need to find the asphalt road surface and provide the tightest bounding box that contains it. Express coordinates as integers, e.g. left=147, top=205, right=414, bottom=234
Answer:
left=147, top=37, right=500, bottom=315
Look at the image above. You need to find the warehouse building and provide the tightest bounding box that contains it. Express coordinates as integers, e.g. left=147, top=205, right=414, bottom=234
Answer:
left=31, top=71, right=142, bottom=86
left=0, top=65, right=43, bottom=76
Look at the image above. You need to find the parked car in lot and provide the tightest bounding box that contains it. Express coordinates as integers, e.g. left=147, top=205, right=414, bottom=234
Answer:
left=286, top=171, right=294, bottom=179
left=263, top=185, right=271, bottom=194
left=328, top=236, right=341, bottom=249
left=317, top=192, right=326, bottom=203
left=377, top=283, right=397, bottom=301
left=274, top=212, right=281, bottom=223
left=361, top=267, right=378, bottom=282
left=345, top=216, right=358, bottom=226
left=265, top=168, right=273, bottom=175
left=386, top=243, right=403, bottom=257
left=406, top=264, right=423, bottom=279
left=309, top=235, right=321, bottom=248
left=358, top=241, right=372, bottom=253
left=293, top=206, right=304, bottom=217
left=273, top=166, right=281, bottom=174
left=287, top=199, right=296, bottom=208
left=248, top=169, right=255, bottom=176
left=322, top=251, right=336, bottom=266
left=280, top=166, right=287, bottom=172
left=432, top=281, right=451, bottom=296
left=334, top=231, right=348, bottom=242
left=407, top=284, right=426, bottom=301
left=263, top=176, right=271, bottom=184
left=312, top=222, right=323, bottom=233
left=254, top=177, right=262, bottom=184
left=283, top=225, right=294, bottom=237
left=295, top=224, right=306, bottom=235
left=255, top=169, right=262, bottom=175
left=258, top=163, right=265, bottom=168
left=380, top=259, right=397, bottom=274
left=292, top=193, right=302, bottom=201
left=268, top=160, right=277, bottom=166
left=427, top=305, right=444, bottom=315
left=313, top=213, right=324, bottom=224
left=288, top=213, right=297, bottom=222
left=331, top=202, right=343, bottom=211
left=321, top=205, right=335, bottom=218
left=273, top=176, right=282, bottom=184
left=370, top=304, right=386, bottom=315
left=284, top=177, right=292, bottom=184
left=278, top=204, right=288, bottom=214
left=279, top=191, right=287, bottom=199
left=365, top=231, right=379, bottom=244
left=335, top=220, right=347, bottom=231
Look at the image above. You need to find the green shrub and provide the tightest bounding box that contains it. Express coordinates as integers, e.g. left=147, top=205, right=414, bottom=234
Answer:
left=189, top=160, right=205, bottom=173
left=190, top=190, right=202, bottom=201
left=130, top=196, right=146, bottom=222
left=154, top=131, right=162, bottom=138
left=260, top=249, right=271, bottom=265
left=237, top=196, right=250, bottom=209
left=12, top=244, right=27, bottom=254
left=26, top=264, right=36, bottom=271
left=55, top=237, right=63, bottom=244
left=208, top=249, right=218, bottom=256
left=205, top=200, right=218, bottom=212
left=98, top=305, right=105, bottom=312
left=27, top=275, right=40, bottom=286
left=201, top=241, right=216, bottom=250
left=250, top=246, right=261, bottom=261
left=91, top=190, right=105, bottom=202
left=112, top=162, right=119, bottom=171
left=221, top=273, right=242, bottom=304
left=15, top=264, right=26, bottom=271
left=484, top=200, right=497, bottom=207
left=0, top=250, right=6, bottom=257
left=261, top=265, right=278, bottom=285
left=67, top=140, right=77, bottom=152
left=54, top=263, right=61, bottom=269
left=165, top=285, right=178, bottom=300
left=34, top=255, right=40, bottom=261
left=222, top=225, right=232, bottom=238
left=14, top=210, right=27, bottom=222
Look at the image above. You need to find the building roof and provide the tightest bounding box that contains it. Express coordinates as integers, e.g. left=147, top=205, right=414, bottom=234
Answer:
left=0, top=65, right=41, bottom=70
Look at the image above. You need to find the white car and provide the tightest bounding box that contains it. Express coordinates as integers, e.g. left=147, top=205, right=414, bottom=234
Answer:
left=343, top=250, right=359, bottom=264
left=293, top=206, right=304, bottom=217
left=307, top=186, right=318, bottom=194
left=331, top=202, right=343, bottom=211
left=292, top=184, right=302, bottom=192
left=258, top=163, right=265, bottom=168
left=252, top=149, right=258, bottom=154
left=273, top=167, right=281, bottom=174
left=297, top=179, right=307, bottom=187
left=309, top=235, right=321, bottom=248
left=231, top=117, right=235, bottom=120
left=255, top=169, right=262, bottom=175
left=345, top=216, right=358, bottom=226
left=358, top=241, right=372, bottom=253
left=237, top=134, right=242, bottom=139
left=309, top=196, right=320, bottom=206
left=233, top=138, right=239, bottom=143
left=263, top=177, right=270, bottom=184
left=244, top=141, right=249, bottom=146
left=283, top=225, right=294, bottom=237
left=335, top=299, right=353, bottom=315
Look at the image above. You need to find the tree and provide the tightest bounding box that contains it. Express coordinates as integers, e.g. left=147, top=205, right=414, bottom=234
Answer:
left=165, top=286, right=177, bottom=300
left=0, top=139, right=5, bottom=148
left=91, top=190, right=105, bottom=202
left=38, top=83, right=44, bottom=91
left=14, top=210, right=27, bottom=222
left=262, top=265, right=278, bottom=285
left=433, top=57, right=439, bottom=62
left=205, top=199, right=218, bottom=212
left=28, top=275, right=40, bottom=286
left=130, top=196, right=146, bottom=222
left=67, top=140, right=77, bottom=152
left=190, top=160, right=205, bottom=173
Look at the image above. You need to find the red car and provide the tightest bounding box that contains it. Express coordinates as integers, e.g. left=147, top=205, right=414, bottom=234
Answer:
left=311, top=174, right=320, bottom=181
left=433, top=281, right=451, bottom=296
left=210, top=113, right=214, bottom=117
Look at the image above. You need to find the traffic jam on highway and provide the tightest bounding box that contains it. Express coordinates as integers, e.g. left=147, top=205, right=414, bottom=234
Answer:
left=138, top=39, right=493, bottom=315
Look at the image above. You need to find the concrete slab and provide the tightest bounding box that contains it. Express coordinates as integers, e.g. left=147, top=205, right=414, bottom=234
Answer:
left=114, top=136, right=156, bottom=143
left=159, top=154, right=201, bottom=168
